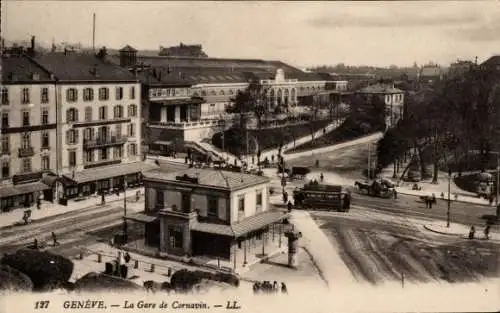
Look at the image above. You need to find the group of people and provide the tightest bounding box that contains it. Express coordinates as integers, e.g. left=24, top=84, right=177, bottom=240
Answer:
left=32, top=232, right=59, bottom=249
left=252, top=281, right=287, bottom=294
left=468, top=225, right=491, bottom=240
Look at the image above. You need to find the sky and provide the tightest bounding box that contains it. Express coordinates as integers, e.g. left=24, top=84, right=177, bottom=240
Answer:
left=2, top=1, right=500, bottom=68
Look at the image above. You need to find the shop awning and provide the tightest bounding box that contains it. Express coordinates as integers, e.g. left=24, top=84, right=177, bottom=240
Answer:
left=192, top=222, right=234, bottom=237
left=125, top=212, right=158, bottom=223
left=153, top=140, right=173, bottom=146
left=191, top=210, right=289, bottom=238
left=63, top=162, right=159, bottom=185
left=0, top=182, right=50, bottom=198
left=231, top=210, right=289, bottom=238
left=41, top=175, right=59, bottom=187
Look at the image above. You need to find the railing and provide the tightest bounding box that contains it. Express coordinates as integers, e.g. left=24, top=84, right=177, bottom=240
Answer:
left=148, top=119, right=226, bottom=129
left=83, top=136, right=128, bottom=149
left=159, top=207, right=198, bottom=219
left=83, top=157, right=122, bottom=169
left=18, top=147, right=35, bottom=157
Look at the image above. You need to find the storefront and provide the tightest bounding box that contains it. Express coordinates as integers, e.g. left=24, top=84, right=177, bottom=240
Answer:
left=0, top=180, right=51, bottom=212
left=60, top=162, right=159, bottom=200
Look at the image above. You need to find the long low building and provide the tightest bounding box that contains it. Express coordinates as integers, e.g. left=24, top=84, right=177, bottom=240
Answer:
left=110, top=46, right=349, bottom=151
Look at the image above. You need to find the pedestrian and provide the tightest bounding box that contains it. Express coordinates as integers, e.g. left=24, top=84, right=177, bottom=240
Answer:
left=283, top=191, right=288, bottom=204
left=51, top=232, right=59, bottom=246
left=253, top=282, right=260, bottom=294
left=315, top=159, right=319, bottom=168
left=271, top=155, right=275, bottom=163
left=320, top=172, right=324, bottom=183
left=36, top=198, right=41, bottom=210
left=101, top=192, right=105, bottom=205
left=252, top=155, right=255, bottom=164
left=273, top=281, right=278, bottom=292
left=116, top=188, right=120, bottom=197
left=393, top=189, right=398, bottom=199
left=33, top=238, right=38, bottom=250
left=136, top=190, right=140, bottom=202
left=489, top=195, right=494, bottom=206
left=468, top=226, right=476, bottom=240
left=287, top=200, right=293, bottom=212
left=484, top=224, right=491, bottom=240
left=124, top=252, right=131, bottom=263
left=184, top=156, right=188, bottom=164
left=281, top=282, right=288, bottom=294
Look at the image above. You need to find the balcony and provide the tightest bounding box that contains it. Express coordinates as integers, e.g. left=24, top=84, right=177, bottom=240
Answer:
left=83, top=136, right=128, bottom=149
left=18, top=147, right=35, bottom=158
left=83, top=158, right=122, bottom=169
left=148, top=119, right=226, bottom=130
left=72, top=117, right=131, bottom=128
left=158, top=206, right=198, bottom=220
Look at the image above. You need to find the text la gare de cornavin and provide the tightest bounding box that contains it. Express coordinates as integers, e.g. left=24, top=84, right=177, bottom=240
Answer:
left=58, top=299, right=241, bottom=310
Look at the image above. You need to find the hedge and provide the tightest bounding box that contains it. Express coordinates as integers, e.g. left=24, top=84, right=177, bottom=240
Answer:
left=0, top=263, right=34, bottom=291
left=1, top=249, right=74, bottom=291
left=170, top=269, right=240, bottom=292
left=74, top=272, right=142, bottom=291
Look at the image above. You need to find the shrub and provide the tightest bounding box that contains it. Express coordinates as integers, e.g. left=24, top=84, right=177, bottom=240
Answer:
left=74, top=272, right=142, bottom=291
left=0, top=263, right=34, bottom=291
left=214, top=272, right=240, bottom=286
left=1, top=249, right=74, bottom=291
left=170, top=269, right=203, bottom=292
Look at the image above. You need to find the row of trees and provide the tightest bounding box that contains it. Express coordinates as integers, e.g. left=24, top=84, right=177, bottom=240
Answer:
left=376, top=66, right=500, bottom=182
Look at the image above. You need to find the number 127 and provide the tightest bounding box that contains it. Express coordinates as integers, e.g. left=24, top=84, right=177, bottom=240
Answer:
left=35, top=301, right=50, bottom=309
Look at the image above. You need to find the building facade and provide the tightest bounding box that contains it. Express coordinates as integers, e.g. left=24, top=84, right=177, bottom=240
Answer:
left=32, top=51, right=153, bottom=200
left=0, top=53, right=58, bottom=210
left=356, top=83, right=405, bottom=129
left=128, top=168, right=287, bottom=266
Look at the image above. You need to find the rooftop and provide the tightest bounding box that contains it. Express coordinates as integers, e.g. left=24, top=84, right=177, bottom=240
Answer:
left=34, top=53, right=138, bottom=82
left=143, top=167, right=270, bottom=191
left=2, top=54, right=54, bottom=84
left=357, top=83, right=403, bottom=94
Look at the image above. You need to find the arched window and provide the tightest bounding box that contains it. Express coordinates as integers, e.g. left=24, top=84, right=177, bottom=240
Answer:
left=66, top=108, right=78, bottom=123
left=211, top=90, right=217, bottom=96
left=229, top=89, right=234, bottom=95
left=201, top=90, right=207, bottom=97
left=85, top=106, right=93, bottom=122
left=114, top=105, right=123, bottom=118
left=128, top=104, right=137, bottom=117
left=220, top=90, right=225, bottom=96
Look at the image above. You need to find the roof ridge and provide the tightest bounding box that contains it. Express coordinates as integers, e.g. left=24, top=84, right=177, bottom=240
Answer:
left=218, top=170, right=231, bottom=189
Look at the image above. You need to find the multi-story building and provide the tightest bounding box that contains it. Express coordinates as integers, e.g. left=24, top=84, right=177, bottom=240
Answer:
left=356, top=83, right=405, bottom=129
left=110, top=45, right=338, bottom=149
left=126, top=167, right=288, bottom=268
left=0, top=51, right=58, bottom=211
left=34, top=51, right=154, bottom=200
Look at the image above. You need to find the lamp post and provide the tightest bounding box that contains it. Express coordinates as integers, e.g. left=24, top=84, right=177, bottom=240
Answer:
left=447, top=169, right=451, bottom=228
left=123, top=176, right=128, bottom=242
left=496, top=154, right=499, bottom=207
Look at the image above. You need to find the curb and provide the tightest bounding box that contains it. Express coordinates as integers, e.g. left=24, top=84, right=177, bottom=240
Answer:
left=398, top=191, right=493, bottom=208
left=235, top=248, right=287, bottom=276
left=422, top=224, right=464, bottom=236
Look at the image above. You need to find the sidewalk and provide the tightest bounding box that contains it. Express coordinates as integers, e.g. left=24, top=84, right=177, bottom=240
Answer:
left=289, top=210, right=356, bottom=287
left=378, top=165, right=492, bottom=206
left=0, top=187, right=144, bottom=229
left=423, top=221, right=500, bottom=241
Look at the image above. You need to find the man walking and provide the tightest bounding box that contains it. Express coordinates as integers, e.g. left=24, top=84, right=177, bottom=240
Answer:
left=484, top=224, right=491, bottom=240
left=51, top=232, right=59, bottom=246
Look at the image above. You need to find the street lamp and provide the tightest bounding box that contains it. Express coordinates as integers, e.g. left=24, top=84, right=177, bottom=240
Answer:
left=447, top=168, right=451, bottom=228
left=123, top=176, right=128, bottom=242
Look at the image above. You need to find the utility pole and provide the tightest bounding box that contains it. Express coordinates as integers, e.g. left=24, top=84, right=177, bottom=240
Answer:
left=496, top=154, right=499, bottom=207
left=123, top=176, right=128, bottom=242
left=447, top=168, right=451, bottom=228
left=368, top=143, right=371, bottom=179
left=92, top=13, right=96, bottom=53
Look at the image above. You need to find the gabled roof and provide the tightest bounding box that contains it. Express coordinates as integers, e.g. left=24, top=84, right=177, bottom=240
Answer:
left=34, top=53, right=138, bottom=82
left=481, top=55, right=500, bottom=67
left=119, top=45, right=138, bottom=52
left=143, top=167, right=270, bottom=191
left=357, top=83, right=403, bottom=94
left=2, top=54, right=54, bottom=84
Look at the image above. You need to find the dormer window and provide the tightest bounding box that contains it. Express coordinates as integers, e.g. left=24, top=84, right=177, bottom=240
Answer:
left=32, top=73, right=40, bottom=81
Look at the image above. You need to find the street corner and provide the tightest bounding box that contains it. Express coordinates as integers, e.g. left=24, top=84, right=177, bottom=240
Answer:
left=423, top=221, right=498, bottom=241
